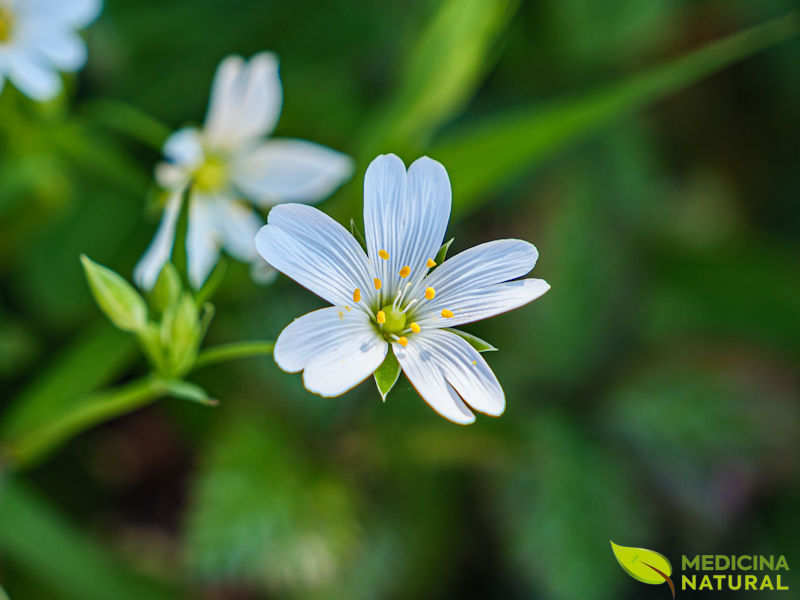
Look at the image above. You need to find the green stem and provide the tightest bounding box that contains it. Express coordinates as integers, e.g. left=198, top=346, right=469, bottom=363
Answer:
left=2, top=376, right=168, bottom=470
left=193, top=341, right=274, bottom=369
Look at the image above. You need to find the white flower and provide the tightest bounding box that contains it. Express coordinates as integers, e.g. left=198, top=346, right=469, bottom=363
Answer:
left=0, top=0, right=101, bottom=100
left=135, top=52, right=354, bottom=290
left=255, top=154, right=550, bottom=424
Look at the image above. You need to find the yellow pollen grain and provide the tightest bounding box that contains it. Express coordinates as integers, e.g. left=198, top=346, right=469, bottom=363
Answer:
left=410, top=322, right=421, bottom=333
left=399, top=265, right=411, bottom=278
left=378, top=249, right=389, bottom=260
left=345, top=305, right=351, bottom=312
left=353, top=288, right=361, bottom=303
left=471, top=360, right=477, bottom=365
left=374, top=278, right=382, bottom=290
left=338, top=311, right=344, bottom=320
left=397, top=336, right=408, bottom=347
left=441, top=309, right=454, bottom=318
left=376, top=310, right=386, bottom=324
left=425, top=287, right=436, bottom=300
left=426, top=258, right=437, bottom=268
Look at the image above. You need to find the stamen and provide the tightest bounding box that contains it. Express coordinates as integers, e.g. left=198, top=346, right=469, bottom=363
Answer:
left=400, top=299, right=417, bottom=313
left=338, top=311, right=344, bottom=320
left=393, top=282, right=411, bottom=309
left=425, top=287, right=436, bottom=300
left=376, top=310, right=386, bottom=325
left=441, top=309, right=454, bottom=318
left=396, top=336, right=408, bottom=347
left=426, top=258, right=437, bottom=268
left=345, top=305, right=351, bottom=312
left=399, top=265, right=411, bottom=278
left=378, top=249, right=390, bottom=260
left=374, top=278, right=382, bottom=290
left=353, top=288, right=361, bottom=303
left=410, top=322, right=420, bottom=333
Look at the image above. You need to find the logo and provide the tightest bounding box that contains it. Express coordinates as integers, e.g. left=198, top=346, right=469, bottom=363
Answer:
left=611, top=541, right=675, bottom=598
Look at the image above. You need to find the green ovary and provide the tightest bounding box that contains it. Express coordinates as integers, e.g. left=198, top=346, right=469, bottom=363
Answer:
left=379, top=304, right=407, bottom=336
left=0, top=8, right=14, bottom=43
left=193, top=156, right=228, bottom=193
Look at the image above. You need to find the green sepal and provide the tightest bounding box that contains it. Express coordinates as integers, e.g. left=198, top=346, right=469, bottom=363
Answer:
left=350, top=218, right=368, bottom=251
left=163, top=380, right=218, bottom=406
left=161, top=292, right=201, bottom=377
left=137, top=321, right=167, bottom=373
left=80, top=255, right=148, bottom=332
left=374, top=350, right=401, bottom=401
left=434, top=238, right=454, bottom=266
left=445, top=328, right=497, bottom=352
left=149, top=262, right=182, bottom=315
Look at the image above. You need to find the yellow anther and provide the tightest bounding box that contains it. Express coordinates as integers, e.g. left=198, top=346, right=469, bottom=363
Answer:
left=338, top=311, right=344, bottom=320
left=397, top=336, right=408, bottom=347
left=374, top=278, right=382, bottom=290
left=441, top=309, right=454, bottom=318
left=425, top=287, right=436, bottom=300
left=399, top=265, right=411, bottom=278
left=376, top=310, right=386, bottom=325
left=426, top=258, right=437, bottom=268
left=345, top=305, right=351, bottom=311
left=353, top=288, right=361, bottom=303
left=471, top=360, right=477, bottom=365
left=378, top=249, right=389, bottom=260
left=410, top=322, right=421, bottom=333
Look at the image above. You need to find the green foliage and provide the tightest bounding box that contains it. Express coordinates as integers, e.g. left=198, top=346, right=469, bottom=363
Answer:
left=373, top=351, right=401, bottom=401
left=444, top=328, right=498, bottom=353
left=81, top=255, right=148, bottom=333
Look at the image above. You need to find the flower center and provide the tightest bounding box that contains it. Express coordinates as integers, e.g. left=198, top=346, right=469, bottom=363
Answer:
left=377, top=304, right=406, bottom=335
left=193, top=156, right=228, bottom=193
left=0, top=7, right=14, bottom=43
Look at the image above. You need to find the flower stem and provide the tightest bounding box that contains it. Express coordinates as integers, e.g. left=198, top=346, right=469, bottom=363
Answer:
left=193, top=341, right=274, bottom=370
left=1, top=376, right=169, bottom=470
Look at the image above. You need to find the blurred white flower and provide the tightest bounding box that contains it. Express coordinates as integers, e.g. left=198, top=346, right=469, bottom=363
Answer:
left=135, top=52, right=354, bottom=290
left=256, top=154, right=550, bottom=424
left=0, top=0, right=101, bottom=100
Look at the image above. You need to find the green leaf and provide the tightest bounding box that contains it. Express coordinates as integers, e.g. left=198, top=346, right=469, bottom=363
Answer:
left=374, top=351, right=401, bottom=401
left=610, top=541, right=673, bottom=585
left=0, top=479, right=176, bottom=600
left=81, top=255, right=148, bottom=332
left=444, top=328, right=497, bottom=352
left=431, top=13, right=800, bottom=217
left=349, top=218, right=367, bottom=251
left=434, top=238, right=454, bottom=266
left=149, top=262, right=182, bottom=315
left=163, top=379, right=217, bottom=406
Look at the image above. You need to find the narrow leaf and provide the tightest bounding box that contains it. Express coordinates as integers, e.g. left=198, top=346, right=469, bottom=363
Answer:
left=350, top=218, right=368, bottom=251
left=434, top=238, right=454, bottom=266
left=163, top=380, right=218, bottom=406
left=374, top=351, right=402, bottom=401
left=193, top=341, right=274, bottom=370
left=81, top=255, right=148, bottom=332
left=432, top=13, right=799, bottom=217
left=445, top=328, right=498, bottom=352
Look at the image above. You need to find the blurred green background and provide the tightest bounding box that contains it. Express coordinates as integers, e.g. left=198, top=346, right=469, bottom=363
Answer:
left=1, top=0, right=799, bottom=598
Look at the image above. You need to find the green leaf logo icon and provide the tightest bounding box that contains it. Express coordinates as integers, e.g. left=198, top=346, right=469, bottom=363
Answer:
left=610, top=540, right=675, bottom=598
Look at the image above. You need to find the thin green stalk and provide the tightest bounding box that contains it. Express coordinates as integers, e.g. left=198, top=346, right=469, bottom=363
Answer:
left=2, top=376, right=169, bottom=470
left=81, top=98, right=171, bottom=150
left=193, top=341, right=274, bottom=370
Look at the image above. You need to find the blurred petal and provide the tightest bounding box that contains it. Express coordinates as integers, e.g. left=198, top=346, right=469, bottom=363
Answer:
left=134, top=187, right=184, bottom=290
left=34, top=32, right=86, bottom=71
left=393, top=336, right=476, bottom=425
left=163, top=128, right=204, bottom=167
left=212, top=199, right=263, bottom=262
left=204, top=53, right=282, bottom=149
left=402, top=329, right=504, bottom=416
left=416, top=278, right=550, bottom=329
left=232, top=139, right=353, bottom=205
left=187, top=197, right=220, bottom=289
left=274, top=307, right=387, bottom=397
left=22, top=0, right=102, bottom=28
left=250, top=259, right=278, bottom=285
left=255, top=204, right=373, bottom=307
left=8, top=52, right=61, bottom=100
left=155, top=162, right=190, bottom=189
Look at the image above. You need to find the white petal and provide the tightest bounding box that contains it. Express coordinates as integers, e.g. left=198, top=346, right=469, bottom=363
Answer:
left=163, top=128, right=204, bottom=168
left=363, top=155, right=451, bottom=298
left=22, top=0, right=102, bottom=28
left=8, top=52, right=61, bottom=100
left=203, top=53, right=282, bottom=150
left=186, top=197, right=220, bottom=289
left=393, top=337, right=475, bottom=425
left=211, top=198, right=263, bottom=262
left=275, top=307, right=387, bottom=397
left=232, top=139, right=353, bottom=205
left=417, top=278, right=550, bottom=329
left=154, top=162, right=190, bottom=189
left=255, top=204, right=373, bottom=307
left=250, top=259, right=278, bottom=285
left=134, top=186, right=184, bottom=290
left=33, top=32, right=86, bottom=71
left=401, top=329, right=504, bottom=416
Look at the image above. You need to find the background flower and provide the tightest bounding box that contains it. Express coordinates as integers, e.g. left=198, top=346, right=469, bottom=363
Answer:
left=0, top=0, right=101, bottom=100
left=135, top=52, right=354, bottom=290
